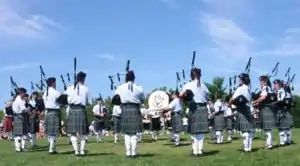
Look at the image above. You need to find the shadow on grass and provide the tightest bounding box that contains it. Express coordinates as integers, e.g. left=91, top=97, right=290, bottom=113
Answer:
left=236, top=148, right=260, bottom=153
left=202, top=150, right=220, bottom=157
left=162, top=143, right=190, bottom=147
left=59, top=151, right=115, bottom=156
left=134, top=153, right=156, bottom=158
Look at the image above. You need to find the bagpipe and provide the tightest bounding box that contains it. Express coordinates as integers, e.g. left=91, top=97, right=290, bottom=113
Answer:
left=175, top=51, right=197, bottom=103
left=9, top=76, right=19, bottom=97
left=56, top=57, right=77, bottom=106
left=109, top=60, right=130, bottom=105
left=227, top=57, right=252, bottom=107
left=281, top=67, right=296, bottom=108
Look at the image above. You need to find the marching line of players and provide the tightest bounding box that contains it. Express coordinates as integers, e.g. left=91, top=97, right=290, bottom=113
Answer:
left=2, top=68, right=294, bottom=157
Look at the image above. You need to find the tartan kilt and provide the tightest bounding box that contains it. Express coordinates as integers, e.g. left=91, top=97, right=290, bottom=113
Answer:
left=171, top=113, right=183, bottom=133
left=94, top=117, right=105, bottom=132
left=277, top=107, right=294, bottom=129
left=66, top=107, right=88, bottom=135
left=188, top=103, right=209, bottom=134
left=224, top=116, right=233, bottom=130
left=12, top=114, right=28, bottom=136
left=260, top=105, right=276, bottom=130
left=28, top=114, right=39, bottom=134
left=254, top=117, right=261, bottom=129
left=236, top=106, right=254, bottom=132
left=4, top=116, right=13, bottom=132
left=120, top=104, right=142, bottom=135
left=151, top=117, right=161, bottom=131
left=45, top=110, right=61, bottom=136
left=113, top=116, right=121, bottom=133
left=214, top=112, right=225, bottom=131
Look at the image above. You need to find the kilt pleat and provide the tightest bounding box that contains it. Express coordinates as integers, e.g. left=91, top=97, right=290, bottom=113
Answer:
left=188, top=103, right=209, bottom=134
left=171, top=113, right=183, bottom=133
left=113, top=116, right=121, bottom=133
left=28, top=114, right=39, bottom=134
left=277, top=108, right=294, bottom=129
left=66, top=108, right=88, bottom=135
left=151, top=117, right=161, bottom=131
left=45, top=110, right=61, bottom=136
left=12, top=114, right=28, bottom=136
left=214, top=112, right=225, bottom=131
left=260, top=106, right=276, bottom=130
left=120, top=104, right=142, bottom=135
left=225, top=117, right=233, bottom=130
left=94, top=117, right=105, bottom=132
left=236, top=106, right=254, bottom=132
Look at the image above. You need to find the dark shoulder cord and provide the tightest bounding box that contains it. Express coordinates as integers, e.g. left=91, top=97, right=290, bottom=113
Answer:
left=127, top=82, right=133, bottom=92
left=74, top=82, right=80, bottom=95
left=46, top=84, right=49, bottom=100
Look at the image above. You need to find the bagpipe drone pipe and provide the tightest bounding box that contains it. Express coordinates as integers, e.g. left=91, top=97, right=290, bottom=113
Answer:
left=108, top=60, right=130, bottom=105
left=175, top=51, right=196, bottom=104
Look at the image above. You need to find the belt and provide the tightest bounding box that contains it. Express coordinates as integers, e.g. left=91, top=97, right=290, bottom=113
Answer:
left=46, top=108, right=59, bottom=112
left=195, top=103, right=206, bottom=107
left=69, top=104, right=85, bottom=109
left=121, top=103, right=140, bottom=106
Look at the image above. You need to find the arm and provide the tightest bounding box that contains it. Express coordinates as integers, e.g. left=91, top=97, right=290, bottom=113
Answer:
left=161, top=100, right=175, bottom=112
left=253, top=87, right=267, bottom=105
left=229, top=88, right=240, bottom=107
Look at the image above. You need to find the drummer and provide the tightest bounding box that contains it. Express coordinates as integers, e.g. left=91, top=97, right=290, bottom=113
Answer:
left=161, top=90, right=184, bottom=146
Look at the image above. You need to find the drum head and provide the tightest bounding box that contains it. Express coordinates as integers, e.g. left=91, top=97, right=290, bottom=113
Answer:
left=148, top=90, right=169, bottom=111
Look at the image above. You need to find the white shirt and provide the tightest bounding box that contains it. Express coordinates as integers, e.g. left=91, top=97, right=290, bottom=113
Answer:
left=260, top=85, right=272, bottom=97
left=66, top=106, right=70, bottom=115
left=92, top=104, right=106, bottom=115
left=183, top=117, right=188, bottom=125
left=224, top=105, right=232, bottom=117
left=232, top=84, right=252, bottom=103
left=277, top=88, right=286, bottom=101
left=286, top=92, right=292, bottom=98
left=140, top=108, right=148, bottom=115
left=169, top=98, right=182, bottom=112
left=12, top=96, right=27, bottom=114
left=65, top=84, right=89, bottom=106
left=214, top=99, right=225, bottom=113
left=115, top=81, right=145, bottom=104
left=29, top=100, right=36, bottom=107
left=43, top=87, right=61, bottom=109
left=112, top=105, right=122, bottom=116
left=182, top=80, right=209, bottom=103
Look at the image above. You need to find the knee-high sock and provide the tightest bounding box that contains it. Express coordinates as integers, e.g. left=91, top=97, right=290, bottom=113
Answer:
left=14, top=136, right=21, bottom=151
left=30, top=133, right=36, bottom=146
left=285, top=129, right=292, bottom=144
left=79, top=135, right=87, bottom=153
left=114, top=133, right=118, bottom=143
left=248, top=132, right=253, bottom=151
left=242, top=132, right=250, bottom=151
left=197, top=133, right=204, bottom=154
left=70, top=135, right=78, bottom=153
left=96, top=131, right=102, bottom=140
left=124, top=134, right=131, bottom=156
left=265, top=130, right=272, bottom=147
left=216, top=131, right=223, bottom=143
left=130, top=135, right=138, bottom=156
left=21, top=135, right=27, bottom=149
left=279, top=130, right=285, bottom=145
left=48, top=135, right=56, bottom=152
left=227, top=130, right=232, bottom=141
left=173, top=133, right=180, bottom=145
left=192, top=134, right=204, bottom=154
left=191, top=135, right=198, bottom=155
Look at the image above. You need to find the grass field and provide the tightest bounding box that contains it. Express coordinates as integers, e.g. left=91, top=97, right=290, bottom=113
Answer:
left=0, top=130, right=300, bottom=166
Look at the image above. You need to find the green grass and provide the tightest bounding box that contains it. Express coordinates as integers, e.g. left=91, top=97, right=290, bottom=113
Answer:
left=1, top=130, right=300, bottom=166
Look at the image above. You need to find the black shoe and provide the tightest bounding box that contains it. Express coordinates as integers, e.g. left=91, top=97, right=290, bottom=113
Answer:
left=49, top=151, right=57, bottom=155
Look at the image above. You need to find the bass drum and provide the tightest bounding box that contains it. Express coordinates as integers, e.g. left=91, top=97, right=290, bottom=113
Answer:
left=148, top=90, right=169, bottom=111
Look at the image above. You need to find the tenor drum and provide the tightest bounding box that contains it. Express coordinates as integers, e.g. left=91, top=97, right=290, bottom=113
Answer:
left=148, top=90, right=169, bottom=111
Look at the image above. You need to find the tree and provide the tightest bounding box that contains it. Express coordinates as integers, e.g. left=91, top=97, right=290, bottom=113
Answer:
left=205, top=77, right=226, bottom=101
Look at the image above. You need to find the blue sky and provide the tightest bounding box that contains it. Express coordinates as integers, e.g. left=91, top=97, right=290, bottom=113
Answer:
left=0, top=0, right=300, bottom=107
